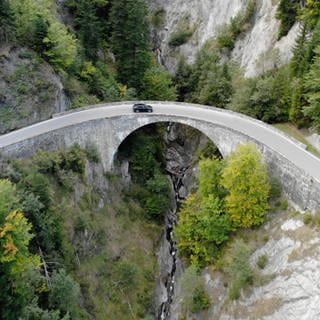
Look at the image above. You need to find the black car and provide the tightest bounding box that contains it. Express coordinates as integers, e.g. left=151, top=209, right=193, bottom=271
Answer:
left=133, top=103, right=153, bottom=113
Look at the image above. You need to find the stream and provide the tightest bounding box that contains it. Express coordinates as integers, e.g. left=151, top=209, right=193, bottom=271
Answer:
left=158, top=168, right=186, bottom=320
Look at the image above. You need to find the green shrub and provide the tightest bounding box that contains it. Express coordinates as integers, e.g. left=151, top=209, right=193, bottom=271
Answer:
left=216, top=0, right=256, bottom=51
left=117, top=260, right=138, bottom=288
left=49, top=269, right=80, bottom=316
left=169, top=28, right=194, bottom=46
left=216, top=24, right=236, bottom=50
left=181, top=266, right=211, bottom=314
left=269, top=176, right=282, bottom=200
left=21, top=172, right=51, bottom=209
left=151, top=8, right=166, bottom=28
left=276, top=198, right=288, bottom=210
left=63, top=145, right=87, bottom=174
left=303, top=212, right=313, bottom=225
left=226, top=239, right=253, bottom=300
left=85, top=145, right=100, bottom=163
left=168, top=15, right=194, bottom=47
left=257, top=254, right=268, bottom=269
left=190, top=287, right=210, bottom=313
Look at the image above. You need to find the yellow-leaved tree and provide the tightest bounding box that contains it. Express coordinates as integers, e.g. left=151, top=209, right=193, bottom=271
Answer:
left=0, top=180, right=41, bottom=319
left=222, top=143, right=270, bottom=228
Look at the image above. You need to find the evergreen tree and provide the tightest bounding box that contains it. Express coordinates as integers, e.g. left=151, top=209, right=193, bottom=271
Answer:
left=231, top=67, right=291, bottom=123
left=306, top=20, right=320, bottom=64
left=0, top=0, right=15, bottom=43
left=276, top=0, right=299, bottom=39
left=174, top=55, right=193, bottom=101
left=31, top=15, right=49, bottom=54
left=110, top=0, right=151, bottom=91
left=75, top=0, right=103, bottom=60
left=197, top=63, right=233, bottom=108
left=302, top=0, right=320, bottom=29
left=141, top=65, right=177, bottom=101
left=304, top=46, right=320, bottom=132
left=289, top=77, right=309, bottom=126
left=291, top=24, right=311, bottom=77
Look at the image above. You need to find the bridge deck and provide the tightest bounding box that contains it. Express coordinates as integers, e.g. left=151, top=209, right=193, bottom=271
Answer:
left=0, top=102, right=320, bottom=183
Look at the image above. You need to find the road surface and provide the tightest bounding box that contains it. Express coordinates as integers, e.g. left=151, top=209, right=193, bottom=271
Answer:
left=0, top=102, right=319, bottom=182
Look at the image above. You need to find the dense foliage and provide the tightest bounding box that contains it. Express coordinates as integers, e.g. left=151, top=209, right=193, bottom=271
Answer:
left=0, top=0, right=176, bottom=116
left=276, top=0, right=300, bottom=39
left=176, top=143, right=270, bottom=267
left=0, top=144, right=161, bottom=319
left=174, top=45, right=233, bottom=107
left=222, top=144, right=270, bottom=228
left=118, top=125, right=171, bottom=222
left=110, top=0, right=151, bottom=91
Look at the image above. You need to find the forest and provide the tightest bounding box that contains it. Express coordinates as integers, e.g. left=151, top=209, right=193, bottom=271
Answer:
left=0, top=0, right=320, bottom=130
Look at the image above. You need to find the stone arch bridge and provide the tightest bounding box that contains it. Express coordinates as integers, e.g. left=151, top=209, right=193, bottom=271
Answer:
left=0, top=102, right=319, bottom=212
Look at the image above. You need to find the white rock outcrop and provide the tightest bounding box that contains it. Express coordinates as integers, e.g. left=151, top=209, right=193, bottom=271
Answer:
left=152, top=0, right=298, bottom=77
left=202, top=215, right=320, bottom=320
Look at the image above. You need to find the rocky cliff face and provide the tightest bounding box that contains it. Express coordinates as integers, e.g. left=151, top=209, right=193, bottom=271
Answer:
left=0, top=45, right=68, bottom=134
left=155, top=123, right=220, bottom=319
left=202, top=209, right=320, bottom=320
left=151, top=0, right=298, bottom=77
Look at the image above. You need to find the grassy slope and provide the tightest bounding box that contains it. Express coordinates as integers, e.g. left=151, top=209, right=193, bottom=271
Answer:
left=273, top=123, right=320, bottom=157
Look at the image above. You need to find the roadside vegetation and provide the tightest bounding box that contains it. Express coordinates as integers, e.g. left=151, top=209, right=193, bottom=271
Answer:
left=0, top=144, right=161, bottom=319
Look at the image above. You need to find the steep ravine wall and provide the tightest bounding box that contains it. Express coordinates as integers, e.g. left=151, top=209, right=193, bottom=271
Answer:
left=151, top=0, right=298, bottom=77
left=0, top=45, right=68, bottom=134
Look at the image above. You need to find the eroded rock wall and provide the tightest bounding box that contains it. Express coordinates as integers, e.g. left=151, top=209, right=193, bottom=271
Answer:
left=151, top=0, right=298, bottom=77
left=0, top=45, right=68, bottom=134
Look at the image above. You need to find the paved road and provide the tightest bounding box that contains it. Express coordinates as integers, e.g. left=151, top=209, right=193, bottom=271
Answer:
left=0, top=102, right=320, bottom=182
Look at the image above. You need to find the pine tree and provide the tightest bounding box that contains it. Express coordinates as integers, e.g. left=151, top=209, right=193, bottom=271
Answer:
left=0, top=0, right=15, bottom=43
left=174, top=55, right=193, bottom=101
left=291, top=24, right=309, bottom=77
left=141, top=65, right=177, bottom=101
left=304, top=46, right=320, bottom=132
left=31, top=15, right=49, bottom=54
left=276, top=0, right=299, bottom=39
left=306, top=20, right=320, bottom=63
left=110, top=0, right=151, bottom=91
left=302, top=0, right=320, bottom=29
left=75, top=0, right=103, bottom=60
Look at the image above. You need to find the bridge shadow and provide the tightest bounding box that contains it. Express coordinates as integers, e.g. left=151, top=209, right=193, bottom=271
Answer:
left=115, top=121, right=222, bottom=178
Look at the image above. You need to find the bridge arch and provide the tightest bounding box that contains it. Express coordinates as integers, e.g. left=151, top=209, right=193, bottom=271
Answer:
left=114, top=121, right=224, bottom=170
left=0, top=101, right=319, bottom=211
left=108, top=115, right=251, bottom=170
